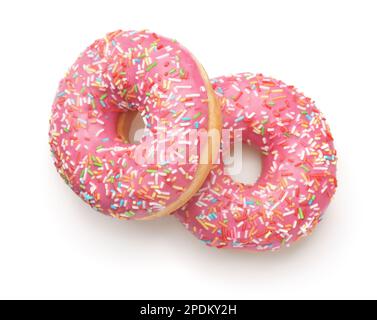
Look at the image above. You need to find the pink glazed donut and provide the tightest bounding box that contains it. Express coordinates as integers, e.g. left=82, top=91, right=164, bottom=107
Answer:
left=176, top=73, right=337, bottom=251
left=49, top=30, right=221, bottom=220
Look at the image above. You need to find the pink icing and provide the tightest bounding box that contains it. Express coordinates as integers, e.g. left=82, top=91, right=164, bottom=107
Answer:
left=49, top=30, right=211, bottom=219
left=176, top=73, right=337, bottom=251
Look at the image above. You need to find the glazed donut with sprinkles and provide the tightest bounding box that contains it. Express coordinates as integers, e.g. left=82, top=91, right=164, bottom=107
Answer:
left=49, top=30, right=221, bottom=220
left=176, top=73, right=337, bottom=251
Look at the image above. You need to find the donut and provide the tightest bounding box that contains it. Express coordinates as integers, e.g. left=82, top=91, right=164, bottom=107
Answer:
left=49, top=30, right=221, bottom=220
left=176, top=73, right=337, bottom=251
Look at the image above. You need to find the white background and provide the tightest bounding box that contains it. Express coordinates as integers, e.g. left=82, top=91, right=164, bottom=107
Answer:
left=0, top=0, right=376, bottom=300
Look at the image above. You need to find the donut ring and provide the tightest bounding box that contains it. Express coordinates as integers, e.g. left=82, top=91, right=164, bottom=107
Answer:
left=49, top=30, right=221, bottom=220
left=176, top=73, right=337, bottom=251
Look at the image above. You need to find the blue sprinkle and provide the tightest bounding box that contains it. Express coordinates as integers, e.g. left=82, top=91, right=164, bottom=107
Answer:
left=84, top=194, right=93, bottom=201
left=235, top=116, right=245, bottom=123
left=216, top=87, right=224, bottom=94
left=195, top=122, right=199, bottom=129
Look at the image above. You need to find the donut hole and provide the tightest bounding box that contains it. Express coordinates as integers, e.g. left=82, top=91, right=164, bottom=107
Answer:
left=224, top=143, right=262, bottom=186
left=117, top=111, right=146, bottom=144
left=128, top=112, right=146, bottom=144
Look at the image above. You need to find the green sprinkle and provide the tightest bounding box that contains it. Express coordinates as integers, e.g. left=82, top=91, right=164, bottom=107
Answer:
left=146, top=62, right=158, bottom=72
left=100, top=94, right=108, bottom=100
left=193, top=112, right=202, bottom=120
left=298, top=208, right=305, bottom=220
left=124, top=211, right=136, bottom=218
left=147, top=169, right=157, bottom=173
left=309, top=195, right=316, bottom=205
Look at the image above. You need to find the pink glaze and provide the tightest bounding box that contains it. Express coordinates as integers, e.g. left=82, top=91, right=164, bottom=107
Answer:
left=49, top=30, right=211, bottom=219
left=176, top=73, right=337, bottom=251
